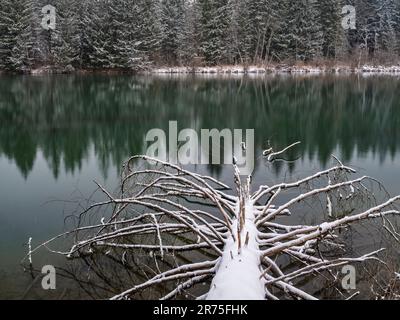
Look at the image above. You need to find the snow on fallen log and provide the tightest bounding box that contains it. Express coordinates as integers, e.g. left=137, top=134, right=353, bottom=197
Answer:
left=206, top=200, right=264, bottom=300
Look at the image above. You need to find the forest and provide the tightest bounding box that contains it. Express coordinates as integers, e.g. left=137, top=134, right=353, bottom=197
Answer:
left=0, top=0, right=400, bottom=72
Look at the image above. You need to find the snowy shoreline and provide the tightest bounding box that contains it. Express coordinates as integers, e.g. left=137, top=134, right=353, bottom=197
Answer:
left=5, top=64, right=400, bottom=76
left=150, top=65, right=400, bottom=75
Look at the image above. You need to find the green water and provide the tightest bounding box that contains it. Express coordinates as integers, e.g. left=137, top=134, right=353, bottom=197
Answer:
left=1, top=74, right=400, bottom=299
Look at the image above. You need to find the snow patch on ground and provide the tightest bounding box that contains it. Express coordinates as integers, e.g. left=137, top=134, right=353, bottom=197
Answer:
left=151, top=65, right=400, bottom=75
left=206, top=200, right=265, bottom=300
left=360, top=65, right=400, bottom=73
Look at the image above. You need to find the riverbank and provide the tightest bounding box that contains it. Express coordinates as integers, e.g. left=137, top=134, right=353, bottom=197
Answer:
left=150, top=64, right=400, bottom=75
left=3, top=64, right=400, bottom=76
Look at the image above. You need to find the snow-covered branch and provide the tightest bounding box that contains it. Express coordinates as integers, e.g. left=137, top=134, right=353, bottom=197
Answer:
left=26, top=151, right=400, bottom=300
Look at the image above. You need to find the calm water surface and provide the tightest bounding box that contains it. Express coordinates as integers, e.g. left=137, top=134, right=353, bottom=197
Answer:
left=1, top=74, right=400, bottom=299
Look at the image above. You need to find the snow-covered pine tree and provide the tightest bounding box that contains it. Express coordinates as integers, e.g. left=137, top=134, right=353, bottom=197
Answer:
left=351, top=0, right=380, bottom=57
left=160, top=0, right=186, bottom=64
left=394, top=0, right=400, bottom=54
left=0, top=1, right=9, bottom=69
left=274, top=0, right=323, bottom=62
left=176, top=0, right=201, bottom=65
left=0, top=0, right=36, bottom=72
left=36, top=0, right=80, bottom=68
left=236, top=0, right=276, bottom=64
left=268, top=0, right=290, bottom=62
left=77, top=0, right=116, bottom=69
left=225, top=0, right=251, bottom=64
left=134, top=0, right=162, bottom=66
left=75, top=0, right=161, bottom=70
left=111, top=0, right=153, bottom=70
left=108, top=0, right=135, bottom=69
left=90, top=1, right=115, bottom=68
left=52, top=0, right=80, bottom=68
left=317, top=0, right=344, bottom=59
left=374, top=0, right=400, bottom=57
left=77, top=0, right=94, bottom=68
left=198, top=0, right=230, bottom=65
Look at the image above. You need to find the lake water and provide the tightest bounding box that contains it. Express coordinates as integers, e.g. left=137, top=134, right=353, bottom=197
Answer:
left=1, top=74, right=400, bottom=299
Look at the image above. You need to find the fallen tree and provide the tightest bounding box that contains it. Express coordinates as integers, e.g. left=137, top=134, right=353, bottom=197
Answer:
left=24, top=144, right=400, bottom=300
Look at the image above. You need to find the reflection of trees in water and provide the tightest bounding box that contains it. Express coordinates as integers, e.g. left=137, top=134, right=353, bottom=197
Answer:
left=1, top=75, right=400, bottom=178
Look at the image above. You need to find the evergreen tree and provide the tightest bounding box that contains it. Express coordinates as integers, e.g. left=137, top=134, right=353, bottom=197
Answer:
left=224, top=0, right=254, bottom=64
left=0, top=1, right=9, bottom=68
left=177, top=1, right=200, bottom=64
left=198, top=0, right=230, bottom=65
left=52, top=0, right=80, bottom=68
left=237, top=0, right=277, bottom=64
left=0, top=0, right=36, bottom=72
left=374, top=0, right=400, bottom=56
left=84, top=1, right=115, bottom=68
left=134, top=0, right=162, bottom=65
left=36, top=0, right=81, bottom=68
left=317, top=0, right=344, bottom=58
left=274, top=0, right=323, bottom=61
left=112, top=0, right=152, bottom=69
left=160, top=0, right=186, bottom=64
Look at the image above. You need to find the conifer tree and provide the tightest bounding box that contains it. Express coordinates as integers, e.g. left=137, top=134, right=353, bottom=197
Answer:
left=198, top=0, right=230, bottom=65
left=0, top=0, right=36, bottom=72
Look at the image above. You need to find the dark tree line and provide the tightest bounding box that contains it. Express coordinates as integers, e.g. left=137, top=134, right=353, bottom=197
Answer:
left=0, top=0, right=400, bottom=72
